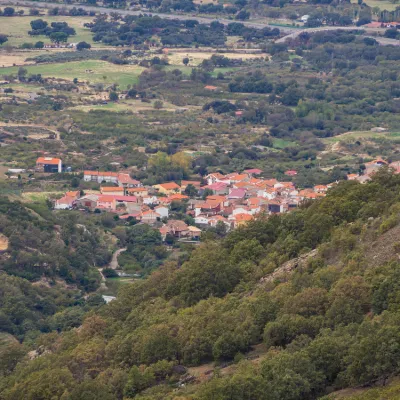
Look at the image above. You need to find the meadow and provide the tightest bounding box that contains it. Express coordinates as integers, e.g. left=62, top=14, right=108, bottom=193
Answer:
left=0, top=12, right=98, bottom=47
left=350, top=0, right=399, bottom=11
left=0, top=60, right=145, bottom=88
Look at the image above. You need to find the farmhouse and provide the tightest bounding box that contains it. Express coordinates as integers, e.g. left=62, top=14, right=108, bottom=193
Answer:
left=153, top=182, right=181, bottom=195
left=36, top=157, right=62, bottom=173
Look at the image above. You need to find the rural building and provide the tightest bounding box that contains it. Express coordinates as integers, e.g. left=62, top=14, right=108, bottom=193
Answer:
left=36, top=157, right=62, bottom=173
left=141, top=210, right=161, bottom=224
left=84, top=171, right=119, bottom=184
left=127, top=187, right=149, bottom=197
left=153, top=182, right=181, bottom=195
left=101, top=187, right=125, bottom=195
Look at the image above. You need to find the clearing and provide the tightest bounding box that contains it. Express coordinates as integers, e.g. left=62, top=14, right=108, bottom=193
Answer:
left=167, top=50, right=264, bottom=67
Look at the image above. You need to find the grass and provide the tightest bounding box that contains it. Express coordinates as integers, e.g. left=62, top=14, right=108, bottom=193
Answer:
left=167, top=51, right=263, bottom=67
left=0, top=13, right=99, bottom=47
left=21, top=191, right=63, bottom=202
left=164, top=64, right=238, bottom=77
left=322, top=130, right=400, bottom=144
left=273, top=138, right=296, bottom=149
left=104, top=276, right=136, bottom=296
left=0, top=332, right=17, bottom=350
left=69, top=98, right=178, bottom=112
left=350, top=0, right=399, bottom=10
left=0, top=60, right=145, bottom=89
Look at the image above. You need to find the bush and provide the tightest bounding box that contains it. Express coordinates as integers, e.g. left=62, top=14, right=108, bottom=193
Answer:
left=102, top=268, right=119, bottom=278
left=76, top=41, right=91, bottom=51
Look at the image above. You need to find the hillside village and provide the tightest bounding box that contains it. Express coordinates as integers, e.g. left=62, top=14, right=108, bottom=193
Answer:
left=49, top=156, right=394, bottom=241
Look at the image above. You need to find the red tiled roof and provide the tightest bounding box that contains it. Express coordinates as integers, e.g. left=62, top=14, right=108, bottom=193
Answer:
left=36, top=157, right=61, bottom=165
left=113, top=195, right=138, bottom=202
left=101, top=187, right=124, bottom=193
left=157, top=182, right=180, bottom=190
left=205, top=182, right=228, bottom=191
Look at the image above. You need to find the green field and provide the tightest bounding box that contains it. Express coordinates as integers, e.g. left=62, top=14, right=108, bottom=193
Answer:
left=0, top=13, right=99, bottom=47
left=350, top=0, right=398, bottom=11
left=273, top=138, right=296, bottom=148
left=323, top=130, right=400, bottom=144
left=0, top=60, right=145, bottom=89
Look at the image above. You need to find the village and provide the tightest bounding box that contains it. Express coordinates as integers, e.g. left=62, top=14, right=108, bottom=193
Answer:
left=37, top=155, right=395, bottom=243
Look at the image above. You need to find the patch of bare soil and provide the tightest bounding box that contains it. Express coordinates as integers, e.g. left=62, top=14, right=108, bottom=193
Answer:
left=0, top=234, right=9, bottom=252
left=363, top=223, right=400, bottom=268
left=259, top=249, right=319, bottom=286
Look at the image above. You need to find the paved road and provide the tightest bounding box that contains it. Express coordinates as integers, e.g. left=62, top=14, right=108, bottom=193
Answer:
left=275, top=26, right=399, bottom=45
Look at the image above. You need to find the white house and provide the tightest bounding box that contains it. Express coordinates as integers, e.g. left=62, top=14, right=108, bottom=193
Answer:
left=195, top=215, right=209, bottom=225
left=300, top=15, right=310, bottom=22
left=155, top=205, right=169, bottom=219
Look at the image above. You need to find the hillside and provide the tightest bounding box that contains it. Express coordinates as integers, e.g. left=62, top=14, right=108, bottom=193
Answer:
left=2, top=169, right=400, bottom=398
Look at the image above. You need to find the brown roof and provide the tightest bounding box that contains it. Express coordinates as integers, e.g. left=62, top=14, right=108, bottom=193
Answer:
left=157, top=182, right=180, bottom=190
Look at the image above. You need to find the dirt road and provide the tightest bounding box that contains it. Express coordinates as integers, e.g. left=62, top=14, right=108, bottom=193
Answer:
left=98, top=247, right=126, bottom=289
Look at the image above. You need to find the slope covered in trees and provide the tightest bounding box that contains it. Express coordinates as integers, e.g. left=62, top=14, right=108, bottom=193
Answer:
left=2, top=169, right=400, bottom=398
left=0, top=197, right=112, bottom=291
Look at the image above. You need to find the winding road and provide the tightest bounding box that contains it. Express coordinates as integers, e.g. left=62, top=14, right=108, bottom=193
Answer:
left=98, top=247, right=126, bottom=289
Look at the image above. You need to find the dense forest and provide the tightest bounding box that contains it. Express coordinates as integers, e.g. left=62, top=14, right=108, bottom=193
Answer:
left=3, top=169, right=400, bottom=398
left=0, top=197, right=112, bottom=290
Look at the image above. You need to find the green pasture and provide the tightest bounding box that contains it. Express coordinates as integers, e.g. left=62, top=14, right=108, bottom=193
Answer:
left=0, top=14, right=99, bottom=47
left=0, top=60, right=145, bottom=89
left=351, top=0, right=399, bottom=11
left=322, top=130, right=400, bottom=144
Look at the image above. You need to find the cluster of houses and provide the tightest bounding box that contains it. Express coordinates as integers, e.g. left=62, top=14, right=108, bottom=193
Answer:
left=52, top=157, right=399, bottom=241
left=53, top=168, right=332, bottom=241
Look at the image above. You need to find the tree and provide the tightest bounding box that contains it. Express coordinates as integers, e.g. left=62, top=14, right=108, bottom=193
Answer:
left=126, top=88, right=137, bottom=98
left=153, top=100, right=163, bottom=109
left=34, top=41, right=44, bottom=48
left=171, top=152, right=191, bottom=172
left=171, top=242, right=242, bottom=305
left=49, top=31, right=68, bottom=44
left=17, top=67, right=28, bottom=81
left=30, top=19, right=48, bottom=31
left=76, top=41, right=91, bottom=51
left=235, top=10, right=250, bottom=20
left=0, top=34, right=8, bottom=45
left=109, top=91, right=119, bottom=102
left=182, top=57, right=189, bottom=66
left=3, top=7, right=15, bottom=16
left=184, top=184, right=198, bottom=197
left=384, top=28, right=399, bottom=39
left=202, top=188, right=214, bottom=199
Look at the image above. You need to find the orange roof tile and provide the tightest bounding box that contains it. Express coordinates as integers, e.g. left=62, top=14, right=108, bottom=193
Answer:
left=157, top=182, right=180, bottom=190
left=235, top=213, right=253, bottom=222
left=36, top=157, right=61, bottom=165
left=101, top=187, right=124, bottom=193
